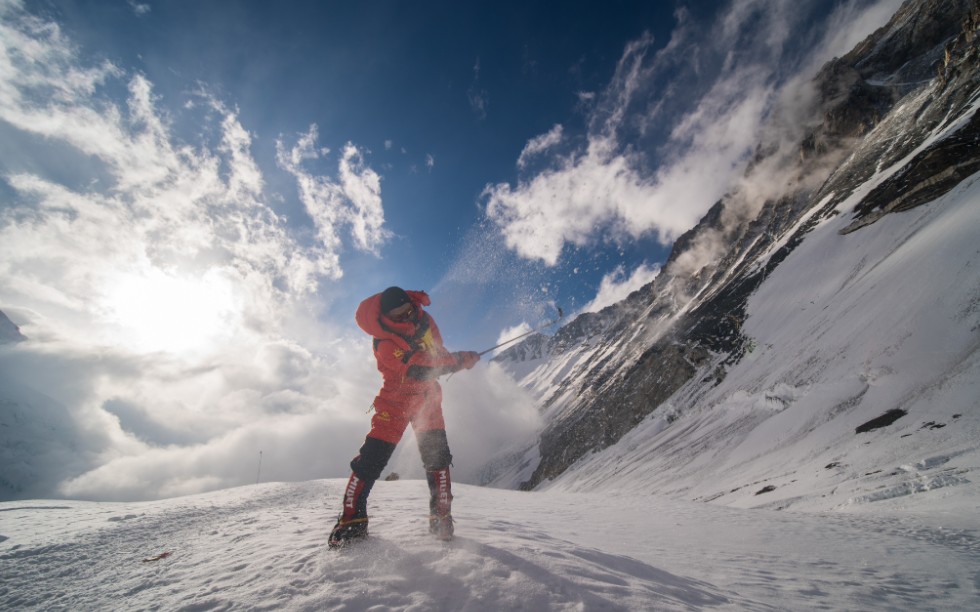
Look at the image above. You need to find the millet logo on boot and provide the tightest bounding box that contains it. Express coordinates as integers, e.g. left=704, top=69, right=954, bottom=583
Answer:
left=345, top=476, right=361, bottom=510
left=436, top=471, right=450, bottom=510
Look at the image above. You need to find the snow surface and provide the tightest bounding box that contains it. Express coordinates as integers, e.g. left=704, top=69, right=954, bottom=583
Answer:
left=2, top=479, right=978, bottom=611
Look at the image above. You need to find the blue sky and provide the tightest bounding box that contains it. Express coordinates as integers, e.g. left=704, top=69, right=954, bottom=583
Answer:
left=0, top=0, right=902, bottom=499
left=2, top=0, right=892, bottom=345
left=5, top=0, right=730, bottom=348
left=34, top=2, right=686, bottom=330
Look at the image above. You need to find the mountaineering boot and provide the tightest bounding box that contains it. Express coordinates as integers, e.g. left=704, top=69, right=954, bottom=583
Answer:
left=426, top=467, right=454, bottom=541
left=429, top=513, right=454, bottom=541
left=328, top=472, right=374, bottom=548
left=328, top=516, right=368, bottom=548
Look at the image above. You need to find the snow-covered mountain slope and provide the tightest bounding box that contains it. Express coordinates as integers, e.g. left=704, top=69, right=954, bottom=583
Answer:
left=545, top=162, right=980, bottom=513
left=2, top=479, right=977, bottom=611
left=490, top=0, right=980, bottom=510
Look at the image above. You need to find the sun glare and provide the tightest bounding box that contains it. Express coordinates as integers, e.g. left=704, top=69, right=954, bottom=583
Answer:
left=104, top=269, right=242, bottom=354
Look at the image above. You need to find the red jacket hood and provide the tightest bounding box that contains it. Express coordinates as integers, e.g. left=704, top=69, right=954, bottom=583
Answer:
left=355, top=290, right=431, bottom=350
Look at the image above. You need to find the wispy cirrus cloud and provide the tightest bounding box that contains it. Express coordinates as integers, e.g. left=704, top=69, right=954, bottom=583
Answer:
left=276, top=125, right=391, bottom=276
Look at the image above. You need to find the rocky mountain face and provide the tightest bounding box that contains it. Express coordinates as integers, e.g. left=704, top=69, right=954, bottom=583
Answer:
left=492, top=0, right=980, bottom=492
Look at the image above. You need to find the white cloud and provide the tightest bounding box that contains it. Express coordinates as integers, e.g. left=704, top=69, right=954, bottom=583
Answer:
left=127, top=1, right=150, bottom=16
left=485, top=137, right=674, bottom=266
left=516, top=124, right=563, bottom=169
left=57, top=397, right=373, bottom=501
left=495, top=321, right=533, bottom=353
left=276, top=127, right=391, bottom=270
left=579, top=262, right=661, bottom=315
left=483, top=23, right=754, bottom=266
left=0, top=18, right=525, bottom=497
left=484, top=0, right=902, bottom=267
left=814, top=0, right=904, bottom=69
left=426, top=153, right=435, bottom=170
left=336, top=143, right=389, bottom=252
left=0, top=4, right=340, bottom=306
left=468, top=57, right=488, bottom=120
left=0, top=2, right=404, bottom=501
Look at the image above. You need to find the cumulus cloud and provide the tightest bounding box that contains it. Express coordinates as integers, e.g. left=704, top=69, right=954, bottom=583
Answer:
left=484, top=0, right=902, bottom=268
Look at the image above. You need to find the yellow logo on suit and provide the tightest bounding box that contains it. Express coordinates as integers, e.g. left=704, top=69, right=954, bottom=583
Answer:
left=417, top=329, right=436, bottom=352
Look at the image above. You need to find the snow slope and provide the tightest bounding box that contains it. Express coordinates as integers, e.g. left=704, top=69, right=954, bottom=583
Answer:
left=2, top=479, right=978, bottom=611
left=540, top=151, right=980, bottom=516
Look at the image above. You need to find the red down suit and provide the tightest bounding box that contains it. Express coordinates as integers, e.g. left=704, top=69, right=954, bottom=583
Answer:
left=355, top=289, right=462, bottom=445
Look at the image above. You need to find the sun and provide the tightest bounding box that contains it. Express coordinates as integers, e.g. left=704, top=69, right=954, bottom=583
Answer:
left=102, top=268, right=243, bottom=355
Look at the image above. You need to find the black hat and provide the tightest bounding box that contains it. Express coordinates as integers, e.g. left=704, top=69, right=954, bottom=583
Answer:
left=380, top=286, right=411, bottom=314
